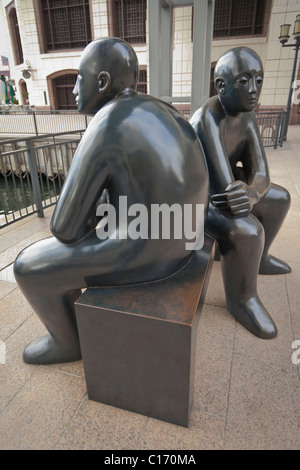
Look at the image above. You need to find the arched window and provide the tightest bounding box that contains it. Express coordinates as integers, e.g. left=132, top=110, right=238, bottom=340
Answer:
left=53, top=74, right=77, bottom=110
left=19, top=79, right=29, bottom=105
left=47, top=71, right=77, bottom=110
left=7, top=4, right=24, bottom=65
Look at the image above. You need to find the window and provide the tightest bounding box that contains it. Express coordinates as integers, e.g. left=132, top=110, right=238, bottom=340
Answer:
left=213, top=0, right=267, bottom=38
left=209, top=63, right=217, bottom=98
left=53, top=74, right=77, bottom=109
left=7, top=5, right=24, bottom=65
left=112, top=0, right=147, bottom=44
left=19, top=79, right=29, bottom=105
left=137, top=68, right=147, bottom=94
left=40, top=0, right=92, bottom=51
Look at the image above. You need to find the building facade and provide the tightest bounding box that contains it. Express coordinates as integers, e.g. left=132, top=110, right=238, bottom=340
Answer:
left=0, top=0, right=148, bottom=109
left=172, top=0, right=300, bottom=123
left=1, top=0, right=300, bottom=122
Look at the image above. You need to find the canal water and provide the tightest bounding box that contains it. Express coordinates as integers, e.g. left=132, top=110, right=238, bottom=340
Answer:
left=0, top=173, right=62, bottom=215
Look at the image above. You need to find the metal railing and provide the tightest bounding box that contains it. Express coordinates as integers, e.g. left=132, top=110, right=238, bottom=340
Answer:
left=0, top=105, right=289, bottom=228
left=254, top=109, right=287, bottom=149
left=172, top=103, right=287, bottom=149
left=0, top=130, right=84, bottom=228
left=0, top=108, right=92, bottom=135
left=0, top=106, right=287, bottom=149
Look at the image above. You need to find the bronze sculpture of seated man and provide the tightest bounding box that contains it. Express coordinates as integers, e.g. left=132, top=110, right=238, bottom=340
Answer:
left=190, top=46, right=291, bottom=339
left=13, top=38, right=209, bottom=365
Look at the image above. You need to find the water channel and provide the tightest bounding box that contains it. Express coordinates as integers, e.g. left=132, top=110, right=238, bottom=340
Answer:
left=0, top=173, right=61, bottom=216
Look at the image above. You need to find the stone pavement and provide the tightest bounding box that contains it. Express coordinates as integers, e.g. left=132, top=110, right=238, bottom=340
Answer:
left=0, top=127, right=299, bottom=450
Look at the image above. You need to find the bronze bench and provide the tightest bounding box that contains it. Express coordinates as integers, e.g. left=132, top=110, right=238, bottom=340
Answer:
left=75, top=235, right=215, bottom=427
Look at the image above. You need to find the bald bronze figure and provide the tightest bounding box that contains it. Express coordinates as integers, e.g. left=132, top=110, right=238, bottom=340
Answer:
left=14, top=38, right=209, bottom=365
left=190, top=47, right=291, bottom=339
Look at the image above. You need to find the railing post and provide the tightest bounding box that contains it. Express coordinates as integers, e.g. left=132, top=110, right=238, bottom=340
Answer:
left=29, top=108, right=39, bottom=136
left=274, top=112, right=282, bottom=149
left=26, top=140, right=44, bottom=218
left=279, top=111, right=287, bottom=147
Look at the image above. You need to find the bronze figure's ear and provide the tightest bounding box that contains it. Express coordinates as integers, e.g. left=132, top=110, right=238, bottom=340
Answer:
left=215, top=77, right=225, bottom=95
left=98, top=71, right=111, bottom=93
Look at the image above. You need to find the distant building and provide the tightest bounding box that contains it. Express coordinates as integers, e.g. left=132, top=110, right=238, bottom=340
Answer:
left=0, top=0, right=299, bottom=123
left=172, top=0, right=300, bottom=124
left=0, top=0, right=148, bottom=109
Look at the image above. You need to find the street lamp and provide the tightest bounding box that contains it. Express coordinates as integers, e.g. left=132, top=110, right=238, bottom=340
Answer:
left=279, top=15, right=300, bottom=140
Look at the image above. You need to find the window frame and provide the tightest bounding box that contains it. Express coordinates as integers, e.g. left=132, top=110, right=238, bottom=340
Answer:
left=108, top=0, right=147, bottom=45
left=34, top=0, right=93, bottom=53
left=212, top=0, right=272, bottom=40
left=191, top=0, right=271, bottom=42
left=47, top=69, right=78, bottom=110
left=6, top=2, right=24, bottom=66
left=137, top=67, right=147, bottom=94
left=53, top=74, right=78, bottom=110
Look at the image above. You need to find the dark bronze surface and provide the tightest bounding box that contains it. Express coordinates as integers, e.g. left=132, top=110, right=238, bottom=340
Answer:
left=75, top=236, right=215, bottom=427
left=14, top=38, right=209, bottom=365
left=190, top=47, right=291, bottom=340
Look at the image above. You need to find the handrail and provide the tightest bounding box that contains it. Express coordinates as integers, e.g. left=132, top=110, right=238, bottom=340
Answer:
left=0, top=131, right=82, bottom=227
left=0, top=129, right=85, bottom=146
